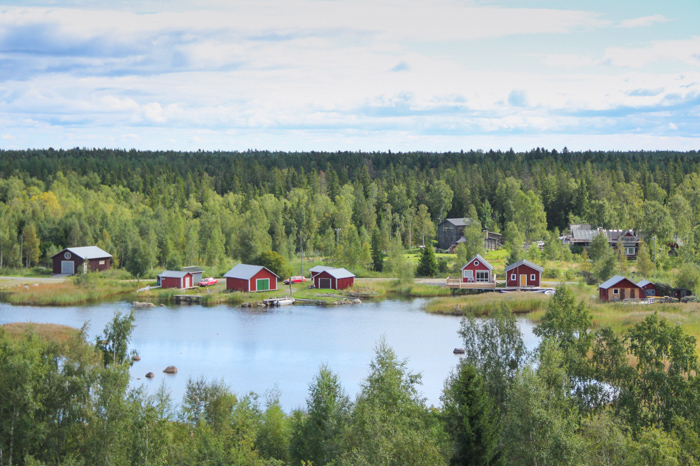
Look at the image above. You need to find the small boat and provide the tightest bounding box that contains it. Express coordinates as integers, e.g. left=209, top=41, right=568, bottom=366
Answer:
left=263, top=297, right=296, bottom=307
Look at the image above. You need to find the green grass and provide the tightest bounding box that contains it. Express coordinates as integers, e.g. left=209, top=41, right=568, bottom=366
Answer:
left=0, top=279, right=141, bottom=306
left=426, top=291, right=551, bottom=316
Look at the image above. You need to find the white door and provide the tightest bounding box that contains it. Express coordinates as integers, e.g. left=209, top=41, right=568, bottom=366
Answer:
left=61, top=261, right=74, bottom=275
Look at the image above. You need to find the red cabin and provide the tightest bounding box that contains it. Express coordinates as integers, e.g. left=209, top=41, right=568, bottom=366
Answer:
left=309, top=265, right=336, bottom=279
left=599, top=275, right=643, bottom=301
left=636, top=279, right=656, bottom=297
left=461, top=254, right=494, bottom=284
left=505, top=259, right=542, bottom=288
left=224, top=264, right=278, bottom=292
left=158, top=271, right=195, bottom=289
left=313, top=268, right=356, bottom=290
left=51, top=246, right=112, bottom=275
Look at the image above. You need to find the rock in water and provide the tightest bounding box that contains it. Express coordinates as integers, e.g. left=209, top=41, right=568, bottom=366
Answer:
left=352, top=298, right=362, bottom=304
left=163, top=365, right=178, bottom=374
left=145, top=372, right=155, bottom=378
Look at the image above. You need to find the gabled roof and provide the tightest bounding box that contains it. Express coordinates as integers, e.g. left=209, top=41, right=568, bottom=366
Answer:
left=224, top=264, right=279, bottom=280
left=440, top=218, right=470, bottom=227
left=183, top=266, right=204, bottom=273
left=599, top=275, right=640, bottom=289
left=51, top=246, right=112, bottom=260
left=504, top=259, right=543, bottom=273
left=322, top=267, right=356, bottom=279
left=462, top=254, right=493, bottom=271
left=310, top=265, right=336, bottom=273
left=636, top=279, right=653, bottom=288
left=158, top=270, right=191, bottom=279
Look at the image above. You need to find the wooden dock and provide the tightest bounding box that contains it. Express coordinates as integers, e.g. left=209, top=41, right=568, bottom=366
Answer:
left=446, top=277, right=498, bottom=290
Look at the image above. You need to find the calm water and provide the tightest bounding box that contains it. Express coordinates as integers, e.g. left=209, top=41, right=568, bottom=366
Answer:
left=0, top=299, right=539, bottom=410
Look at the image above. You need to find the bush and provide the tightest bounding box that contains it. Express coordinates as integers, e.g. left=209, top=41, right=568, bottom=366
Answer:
left=32, top=266, right=52, bottom=276
left=543, top=268, right=560, bottom=279
left=438, top=258, right=449, bottom=274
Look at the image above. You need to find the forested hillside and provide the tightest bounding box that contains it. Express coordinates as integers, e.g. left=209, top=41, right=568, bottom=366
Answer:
left=0, top=148, right=698, bottom=274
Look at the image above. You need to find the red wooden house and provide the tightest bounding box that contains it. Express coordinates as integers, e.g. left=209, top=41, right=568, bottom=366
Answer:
left=504, top=259, right=543, bottom=288
left=224, top=264, right=278, bottom=292
left=599, top=275, right=643, bottom=301
left=636, top=279, right=657, bottom=297
left=51, top=246, right=112, bottom=275
left=309, top=265, right=336, bottom=279
left=158, top=271, right=195, bottom=289
left=461, top=254, right=495, bottom=284
left=313, top=268, right=356, bottom=290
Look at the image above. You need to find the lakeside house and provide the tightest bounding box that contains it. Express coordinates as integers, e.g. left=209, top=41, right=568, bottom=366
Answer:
left=598, top=275, right=643, bottom=301
left=182, top=266, right=204, bottom=285
left=437, top=218, right=502, bottom=252
left=51, top=246, right=112, bottom=275
left=461, top=254, right=496, bottom=285
left=309, top=265, right=337, bottom=279
left=224, top=264, right=279, bottom=292
left=563, top=224, right=640, bottom=258
left=313, top=267, right=356, bottom=290
left=158, top=270, right=195, bottom=289
left=636, top=279, right=657, bottom=297
left=504, top=259, right=543, bottom=288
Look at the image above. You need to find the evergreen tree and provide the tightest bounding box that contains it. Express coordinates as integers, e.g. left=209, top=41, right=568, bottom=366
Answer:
left=636, top=241, right=654, bottom=277
left=417, top=244, right=438, bottom=277
left=371, top=228, right=385, bottom=272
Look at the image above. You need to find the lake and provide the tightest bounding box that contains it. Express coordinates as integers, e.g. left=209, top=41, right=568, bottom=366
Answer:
left=0, top=299, right=540, bottom=411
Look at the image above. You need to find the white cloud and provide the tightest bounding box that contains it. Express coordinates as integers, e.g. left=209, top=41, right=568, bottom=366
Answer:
left=603, top=37, right=700, bottom=68
left=618, top=14, right=669, bottom=29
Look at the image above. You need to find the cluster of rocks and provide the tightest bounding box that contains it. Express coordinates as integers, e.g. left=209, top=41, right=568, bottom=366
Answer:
left=241, top=301, right=267, bottom=308
left=132, top=355, right=177, bottom=379
left=333, top=298, right=362, bottom=305
left=132, top=301, right=156, bottom=309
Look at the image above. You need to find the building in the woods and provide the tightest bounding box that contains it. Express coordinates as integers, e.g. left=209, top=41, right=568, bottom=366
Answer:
left=51, top=246, right=112, bottom=275
left=636, top=279, right=657, bottom=297
left=563, top=224, right=640, bottom=258
left=224, top=264, right=279, bottom=292
left=182, top=266, right=204, bottom=285
left=460, top=254, right=495, bottom=285
left=673, top=288, right=693, bottom=300
left=309, top=265, right=336, bottom=279
left=313, top=267, right=356, bottom=290
left=598, top=275, right=643, bottom=301
left=504, top=259, right=542, bottom=288
left=157, top=271, right=195, bottom=289
left=438, top=218, right=502, bottom=252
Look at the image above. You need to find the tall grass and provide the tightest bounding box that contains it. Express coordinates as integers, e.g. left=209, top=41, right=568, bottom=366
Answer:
left=426, top=292, right=550, bottom=316
left=0, top=280, right=140, bottom=306
left=1, top=322, right=80, bottom=344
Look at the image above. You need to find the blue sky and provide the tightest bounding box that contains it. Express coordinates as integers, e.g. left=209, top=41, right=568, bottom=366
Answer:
left=0, top=0, right=698, bottom=151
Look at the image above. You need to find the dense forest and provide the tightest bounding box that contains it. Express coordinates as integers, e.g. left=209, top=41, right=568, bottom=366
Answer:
left=1, top=148, right=699, bottom=277
left=3, top=286, right=700, bottom=465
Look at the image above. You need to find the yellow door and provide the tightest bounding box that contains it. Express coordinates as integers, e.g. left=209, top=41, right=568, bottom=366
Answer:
left=520, top=275, right=527, bottom=287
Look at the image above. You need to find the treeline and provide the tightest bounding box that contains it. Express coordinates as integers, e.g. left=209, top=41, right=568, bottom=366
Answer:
left=1, top=148, right=699, bottom=275
left=3, top=286, right=700, bottom=465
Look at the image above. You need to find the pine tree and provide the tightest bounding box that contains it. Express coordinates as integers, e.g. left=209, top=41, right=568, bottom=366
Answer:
left=416, top=245, right=438, bottom=277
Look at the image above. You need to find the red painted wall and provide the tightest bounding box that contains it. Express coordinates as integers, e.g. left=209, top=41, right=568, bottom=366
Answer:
left=227, top=277, right=249, bottom=292
left=52, top=251, right=111, bottom=275
left=640, top=283, right=656, bottom=296
left=336, top=277, right=354, bottom=290
left=249, top=269, right=277, bottom=292
left=314, top=271, right=354, bottom=290
left=599, top=279, right=642, bottom=301
left=87, top=258, right=111, bottom=272
left=461, top=260, right=491, bottom=283
left=506, top=264, right=541, bottom=287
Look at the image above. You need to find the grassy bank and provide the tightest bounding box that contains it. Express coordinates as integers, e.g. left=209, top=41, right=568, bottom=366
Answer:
left=426, top=291, right=551, bottom=316
left=0, top=279, right=141, bottom=306
left=1, top=322, right=80, bottom=344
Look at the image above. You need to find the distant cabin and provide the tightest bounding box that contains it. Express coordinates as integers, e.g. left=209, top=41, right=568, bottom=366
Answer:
left=51, top=246, right=112, bottom=275
left=309, top=265, right=336, bottom=279
left=224, top=264, right=279, bottom=292
left=313, top=267, right=356, bottom=290
left=504, top=259, right=542, bottom=288
left=599, top=275, right=643, bottom=301
left=438, top=218, right=502, bottom=252
left=158, top=271, right=195, bottom=289
left=182, top=266, right=204, bottom=285
left=636, top=279, right=656, bottom=297
left=461, top=254, right=495, bottom=284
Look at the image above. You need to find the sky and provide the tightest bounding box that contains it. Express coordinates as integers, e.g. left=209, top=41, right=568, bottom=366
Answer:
left=0, top=0, right=698, bottom=152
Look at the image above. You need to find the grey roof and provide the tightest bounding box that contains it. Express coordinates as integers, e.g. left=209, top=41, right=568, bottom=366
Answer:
left=570, top=224, right=595, bottom=231
left=463, top=254, right=493, bottom=271
left=224, top=264, right=279, bottom=280
left=158, top=270, right=190, bottom=279
left=310, top=265, right=336, bottom=273
left=571, top=228, right=637, bottom=243
left=504, top=259, right=544, bottom=273
left=183, top=266, right=204, bottom=273
left=323, top=268, right=356, bottom=279
left=599, top=275, right=638, bottom=289
left=636, top=279, right=653, bottom=287
left=441, top=218, right=470, bottom=227
left=51, top=246, right=112, bottom=260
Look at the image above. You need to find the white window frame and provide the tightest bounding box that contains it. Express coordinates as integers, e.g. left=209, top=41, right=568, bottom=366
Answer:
left=511, top=273, right=516, bottom=281
left=613, top=288, right=619, bottom=295
left=99, top=260, right=105, bottom=265
left=463, top=269, right=474, bottom=280
left=474, top=260, right=480, bottom=266
left=476, top=271, right=489, bottom=282
left=625, top=247, right=635, bottom=255
left=530, top=274, right=536, bottom=281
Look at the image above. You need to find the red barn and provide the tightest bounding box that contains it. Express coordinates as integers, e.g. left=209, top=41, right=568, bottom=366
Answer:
left=309, top=265, right=336, bottom=279
left=224, top=264, right=278, bottom=292
left=51, top=246, right=112, bottom=275
left=636, top=279, right=657, bottom=297
left=461, top=254, right=494, bottom=284
left=158, top=271, right=195, bottom=289
left=313, top=267, right=356, bottom=290
left=599, top=275, right=643, bottom=301
left=505, top=259, right=543, bottom=288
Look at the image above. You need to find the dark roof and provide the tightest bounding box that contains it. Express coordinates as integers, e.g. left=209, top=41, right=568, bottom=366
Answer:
left=463, top=254, right=493, bottom=271
left=599, top=275, right=640, bottom=289
left=504, top=259, right=543, bottom=273
left=51, top=246, right=112, bottom=260
left=224, top=264, right=279, bottom=280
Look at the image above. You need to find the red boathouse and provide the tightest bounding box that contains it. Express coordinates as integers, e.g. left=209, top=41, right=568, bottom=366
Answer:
left=224, top=264, right=279, bottom=292
left=313, top=267, right=356, bottom=290
left=599, top=275, right=643, bottom=301
left=504, top=259, right=543, bottom=288
left=158, top=271, right=195, bottom=289
left=51, top=246, right=112, bottom=275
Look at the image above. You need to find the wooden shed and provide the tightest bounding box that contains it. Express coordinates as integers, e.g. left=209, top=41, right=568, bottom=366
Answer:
left=51, top=246, right=112, bottom=275
left=636, top=279, right=657, bottom=297
left=158, top=271, right=195, bottom=289
left=504, top=259, right=542, bottom=288
left=224, top=264, right=279, bottom=292
left=182, top=266, right=204, bottom=285
left=599, top=275, right=643, bottom=302
left=309, top=265, right=336, bottom=279
left=461, top=254, right=495, bottom=284
left=313, top=267, right=356, bottom=290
